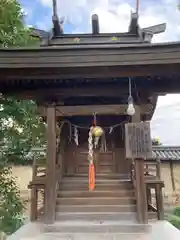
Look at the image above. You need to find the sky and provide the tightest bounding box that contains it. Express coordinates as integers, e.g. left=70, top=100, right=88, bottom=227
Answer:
left=19, top=0, right=180, bottom=145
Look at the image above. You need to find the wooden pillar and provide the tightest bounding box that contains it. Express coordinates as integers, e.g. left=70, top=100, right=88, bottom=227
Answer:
left=147, top=187, right=152, bottom=206
left=30, top=158, right=38, bottom=221
left=134, top=158, right=148, bottom=223
left=155, top=184, right=164, bottom=220
left=132, top=106, right=148, bottom=224
left=44, top=105, right=57, bottom=224
left=30, top=188, right=38, bottom=221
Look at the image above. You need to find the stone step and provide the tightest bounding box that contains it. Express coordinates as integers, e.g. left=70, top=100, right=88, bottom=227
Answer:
left=56, top=204, right=136, bottom=213
left=64, top=173, right=131, bottom=179
left=56, top=196, right=136, bottom=205
left=60, top=181, right=133, bottom=191
left=60, top=185, right=132, bottom=191
left=41, top=232, right=151, bottom=240
left=55, top=211, right=156, bottom=221
left=44, top=220, right=150, bottom=234
left=61, top=178, right=131, bottom=184
left=58, top=189, right=135, bottom=198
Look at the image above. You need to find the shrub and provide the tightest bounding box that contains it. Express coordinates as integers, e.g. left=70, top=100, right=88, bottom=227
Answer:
left=173, top=206, right=180, bottom=218
left=0, top=164, right=25, bottom=235
left=168, top=214, right=180, bottom=229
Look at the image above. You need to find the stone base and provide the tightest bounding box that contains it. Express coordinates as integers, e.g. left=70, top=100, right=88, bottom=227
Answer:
left=7, top=221, right=180, bottom=240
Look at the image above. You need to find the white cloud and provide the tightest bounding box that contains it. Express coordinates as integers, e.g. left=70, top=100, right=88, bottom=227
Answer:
left=157, top=95, right=180, bottom=107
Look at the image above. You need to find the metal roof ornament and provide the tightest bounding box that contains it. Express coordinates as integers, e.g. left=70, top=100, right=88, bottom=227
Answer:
left=74, top=37, right=80, bottom=43
left=111, top=36, right=118, bottom=41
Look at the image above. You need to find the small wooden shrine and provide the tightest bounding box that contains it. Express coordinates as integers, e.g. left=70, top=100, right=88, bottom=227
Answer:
left=1, top=1, right=180, bottom=227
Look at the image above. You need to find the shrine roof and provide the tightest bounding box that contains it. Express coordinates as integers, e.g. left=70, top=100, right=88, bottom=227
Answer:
left=1, top=40, right=180, bottom=50
left=0, top=12, right=170, bottom=84
left=0, top=41, right=180, bottom=77
left=1, top=37, right=180, bottom=97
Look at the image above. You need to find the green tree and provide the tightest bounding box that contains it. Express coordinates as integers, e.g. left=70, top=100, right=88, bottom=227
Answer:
left=0, top=0, right=46, bottom=235
left=0, top=98, right=46, bottom=165
left=0, top=0, right=38, bottom=47
left=152, top=137, right=162, bottom=146
left=0, top=166, right=25, bottom=235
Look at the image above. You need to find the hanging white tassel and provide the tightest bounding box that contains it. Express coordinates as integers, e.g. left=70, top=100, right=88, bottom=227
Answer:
left=94, top=136, right=100, bottom=148
left=100, top=131, right=107, bottom=153
left=109, top=126, right=113, bottom=134
left=74, top=126, right=79, bottom=145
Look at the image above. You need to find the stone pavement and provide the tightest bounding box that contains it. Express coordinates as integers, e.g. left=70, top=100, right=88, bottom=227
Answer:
left=7, top=221, right=180, bottom=240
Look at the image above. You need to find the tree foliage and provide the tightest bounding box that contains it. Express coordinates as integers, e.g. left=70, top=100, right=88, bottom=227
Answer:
left=0, top=166, right=25, bottom=235
left=0, top=98, right=46, bottom=165
left=152, top=137, right=162, bottom=146
left=168, top=206, right=180, bottom=230
left=0, top=0, right=46, bottom=235
left=0, top=0, right=46, bottom=164
left=0, top=0, right=38, bottom=47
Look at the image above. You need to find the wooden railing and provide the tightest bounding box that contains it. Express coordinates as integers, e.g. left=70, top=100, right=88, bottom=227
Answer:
left=131, top=158, right=164, bottom=222
left=144, top=160, right=161, bottom=179
left=28, top=158, right=46, bottom=221
left=28, top=153, right=62, bottom=222
left=145, top=159, right=164, bottom=220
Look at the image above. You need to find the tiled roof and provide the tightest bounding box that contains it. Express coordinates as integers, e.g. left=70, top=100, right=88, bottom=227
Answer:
left=152, top=146, right=180, bottom=161
left=30, top=28, right=49, bottom=39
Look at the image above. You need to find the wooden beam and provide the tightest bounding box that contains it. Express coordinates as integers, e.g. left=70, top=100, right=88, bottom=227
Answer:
left=2, top=74, right=180, bottom=96
left=10, top=88, right=154, bottom=103
left=7, top=86, right=156, bottom=103
left=44, top=105, right=57, bottom=224
left=38, top=104, right=153, bottom=117
left=10, top=86, right=133, bottom=100
left=1, top=64, right=180, bottom=83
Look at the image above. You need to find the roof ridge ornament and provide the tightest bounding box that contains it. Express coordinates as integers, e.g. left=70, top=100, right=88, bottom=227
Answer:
left=52, top=0, right=64, bottom=36
left=92, top=14, right=100, bottom=35
left=128, top=11, right=166, bottom=42
left=128, top=0, right=166, bottom=42
left=142, top=23, right=166, bottom=42
left=128, top=11, right=140, bottom=35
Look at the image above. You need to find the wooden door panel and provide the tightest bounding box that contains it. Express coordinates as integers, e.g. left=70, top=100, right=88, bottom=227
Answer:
left=65, top=145, right=130, bottom=176
left=75, top=148, right=115, bottom=174
left=76, top=165, right=115, bottom=174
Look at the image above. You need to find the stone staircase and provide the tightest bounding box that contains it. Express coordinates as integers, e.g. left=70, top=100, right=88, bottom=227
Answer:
left=43, top=174, right=152, bottom=239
